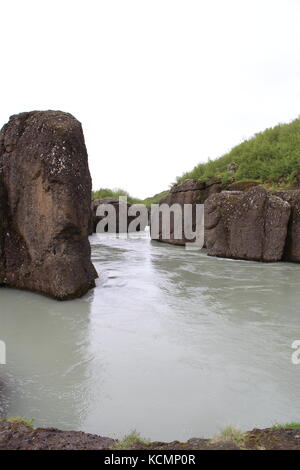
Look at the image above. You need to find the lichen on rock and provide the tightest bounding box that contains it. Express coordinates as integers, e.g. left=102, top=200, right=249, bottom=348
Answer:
left=0, top=111, right=97, bottom=300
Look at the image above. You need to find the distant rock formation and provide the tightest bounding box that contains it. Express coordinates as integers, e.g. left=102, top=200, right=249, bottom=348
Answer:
left=271, top=190, right=300, bottom=262
left=153, top=179, right=224, bottom=245
left=154, top=178, right=300, bottom=264
left=154, top=178, right=259, bottom=245
left=91, top=198, right=147, bottom=233
left=205, top=187, right=291, bottom=261
left=0, top=111, right=97, bottom=300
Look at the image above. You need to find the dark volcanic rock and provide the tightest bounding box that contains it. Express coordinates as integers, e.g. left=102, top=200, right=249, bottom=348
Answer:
left=0, top=111, right=97, bottom=300
left=0, top=421, right=115, bottom=450
left=205, top=190, right=242, bottom=258
left=153, top=179, right=260, bottom=245
left=272, top=190, right=300, bottom=262
left=164, top=178, right=224, bottom=205
left=0, top=421, right=299, bottom=450
left=154, top=179, right=225, bottom=245
left=152, top=178, right=300, bottom=263
left=205, top=186, right=291, bottom=261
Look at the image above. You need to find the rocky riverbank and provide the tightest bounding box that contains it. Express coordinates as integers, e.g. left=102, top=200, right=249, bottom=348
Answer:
left=155, top=178, right=300, bottom=263
left=0, top=421, right=299, bottom=450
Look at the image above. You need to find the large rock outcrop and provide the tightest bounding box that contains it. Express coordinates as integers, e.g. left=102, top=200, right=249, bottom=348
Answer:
left=205, top=186, right=291, bottom=261
left=153, top=177, right=300, bottom=263
left=0, top=111, right=97, bottom=300
left=153, top=178, right=260, bottom=245
left=153, top=179, right=225, bottom=245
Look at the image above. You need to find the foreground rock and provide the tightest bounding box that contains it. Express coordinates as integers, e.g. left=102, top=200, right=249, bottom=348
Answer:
left=205, top=187, right=291, bottom=261
left=0, top=421, right=114, bottom=450
left=0, top=421, right=299, bottom=450
left=0, top=111, right=97, bottom=300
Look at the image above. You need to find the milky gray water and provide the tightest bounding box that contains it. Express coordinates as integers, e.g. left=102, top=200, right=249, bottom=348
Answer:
left=0, top=232, right=300, bottom=441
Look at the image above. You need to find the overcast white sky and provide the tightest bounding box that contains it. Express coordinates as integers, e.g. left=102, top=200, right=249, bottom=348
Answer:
left=1, top=0, right=300, bottom=198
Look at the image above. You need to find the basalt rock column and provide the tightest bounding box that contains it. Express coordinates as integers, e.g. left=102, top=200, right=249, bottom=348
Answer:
left=0, top=111, right=97, bottom=300
left=271, top=190, right=300, bottom=262
left=154, top=179, right=225, bottom=245
left=153, top=178, right=260, bottom=246
left=205, top=186, right=291, bottom=262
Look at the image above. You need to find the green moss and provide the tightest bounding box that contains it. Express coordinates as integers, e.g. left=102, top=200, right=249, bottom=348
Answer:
left=227, top=198, right=240, bottom=204
left=5, top=416, right=35, bottom=428
left=272, top=422, right=300, bottom=430
left=227, top=179, right=260, bottom=191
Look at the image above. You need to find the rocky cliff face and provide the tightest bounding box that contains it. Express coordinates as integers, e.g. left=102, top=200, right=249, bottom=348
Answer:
left=271, top=190, right=300, bottom=262
left=205, top=187, right=291, bottom=261
left=154, top=179, right=225, bottom=245
left=155, top=178, right=300, bottom=263
left=154, top=178, right=259, bottom=245
left=0, top=111, right=97, bottom=300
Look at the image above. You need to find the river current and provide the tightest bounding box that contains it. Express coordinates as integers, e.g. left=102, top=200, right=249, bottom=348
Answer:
left=0, top=232, right=299, bottom=441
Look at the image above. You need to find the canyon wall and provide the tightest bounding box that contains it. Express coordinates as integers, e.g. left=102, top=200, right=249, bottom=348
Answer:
left=154, top=178, right=300, bottom=263
left=205, top=187, right=291, bottom=261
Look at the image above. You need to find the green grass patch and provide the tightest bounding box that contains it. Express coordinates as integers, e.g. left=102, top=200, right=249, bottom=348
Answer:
left=212, top=426, right=245, bottom=447
left=142, top=190, right=170, bottom=207
left=5, top=416, right=35, bottom=428
left=92, top=187, right=170, bottom=207
left=272, top=422, right=300, bottom=430
left=112, top=431, right=150, bottom=450
left=92, top=188, right=142, bottom=204
left=176, top=117, right=300, bottom=187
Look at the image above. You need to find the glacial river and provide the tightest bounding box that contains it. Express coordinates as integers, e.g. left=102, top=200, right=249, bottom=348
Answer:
left=0, top=232, right=300, bottom=441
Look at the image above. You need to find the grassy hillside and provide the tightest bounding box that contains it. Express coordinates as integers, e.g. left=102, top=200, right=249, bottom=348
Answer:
left=142, top=190, right=170, bottom=207
left=92, top=188, right=170, bottom=206
left=92, top=188, right=142, bottom=204
left=177, top=118, right=300, bottom=186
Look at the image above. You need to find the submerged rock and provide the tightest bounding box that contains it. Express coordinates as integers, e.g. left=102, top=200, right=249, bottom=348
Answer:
left=0, top=111, right=97, bottom=300
left=205, top=186, right=291, bottom=262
